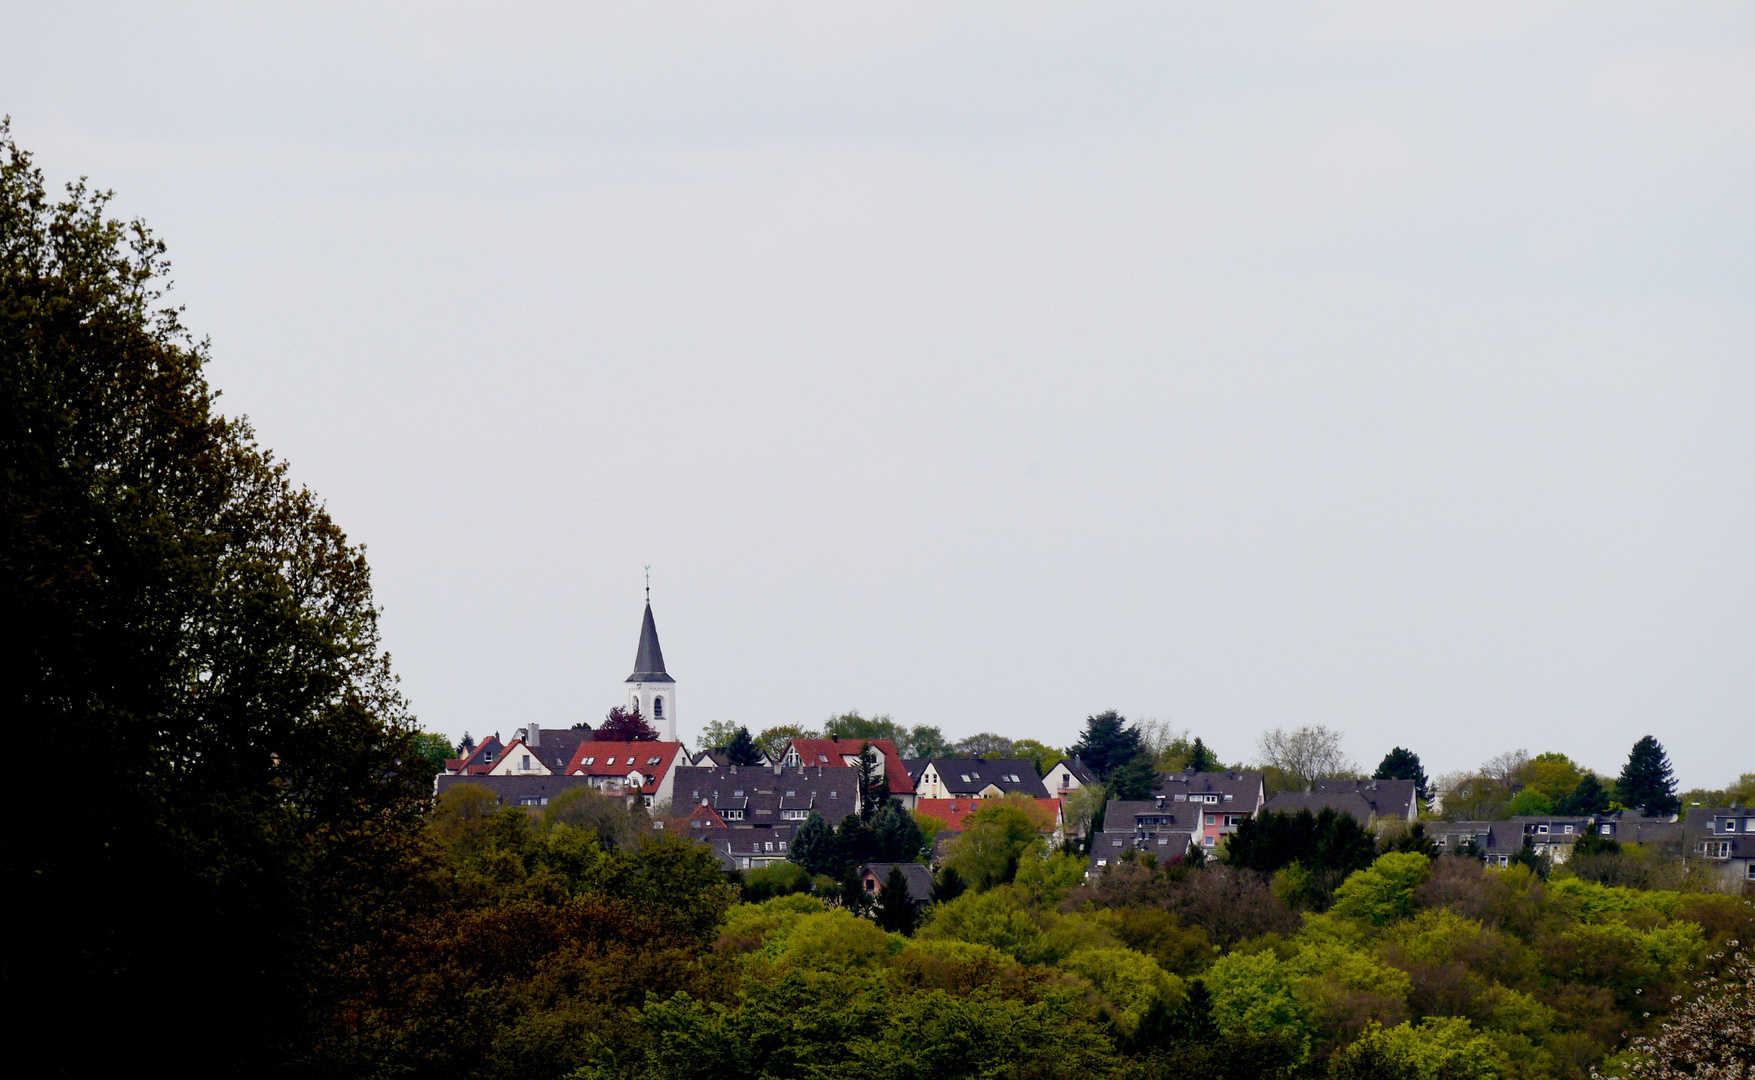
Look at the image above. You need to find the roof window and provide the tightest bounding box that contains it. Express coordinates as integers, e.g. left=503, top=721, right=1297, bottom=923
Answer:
left=647, top=756, right=660, bottom=765
left=583, top=757, right=596, bottom=765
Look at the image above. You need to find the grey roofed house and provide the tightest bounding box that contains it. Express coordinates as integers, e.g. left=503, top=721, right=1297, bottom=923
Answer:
left=1313, top=778, right=1421, bottom=821
left=1685, top=806, right=1755, bottom=889
left=697, top=824, right=798, bottom=870
left=1263, top=790, right=1380, bottom=822
left=1154, top=769, right=1267, bottom=810
left=1043, top=757, right=1098, bottom=796
left=434, top=773, right=600, bottom=808
left=1511, top=816, right=1594, bottom=863
left=1600, top=811, right=1686, bottom=847
left=1087, top=799, right=1201, bottom=873
left=672, top=764, right=855, bottom=826
left=912, top=758, right=1043, bottom=799
left=508, top=723, right=594, bottom=773
left=858, top=861, right=935, bottom=903
left=691, top=747, right=774, bottom=768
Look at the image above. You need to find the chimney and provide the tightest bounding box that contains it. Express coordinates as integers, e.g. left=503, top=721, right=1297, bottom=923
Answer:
left=528, top=723, right=541, bottom=748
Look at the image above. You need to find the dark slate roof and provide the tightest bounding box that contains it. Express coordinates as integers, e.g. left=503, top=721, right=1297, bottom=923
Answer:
left=919, top=759, right=1044, bottom=797
left=1153, top=770, right=1265, bottom=808
left=698, top=824, right=798, bottom=860
left=1051, top=758, right=1098, bottom=785
left=1314, top=778, right=1420, bottom=820
left=517, top=725, right=594, bottom=773
left=860, top=861, right=935, bottom=900
left=627, top=603, right=674, bottom=683
left=1263, top=791, right=1378, bottom=821
left=673, top=764, right=855, bottom=825
left=434, top=773, right=602, bottom=805
left=1102, top=799, right=1200, bottom=834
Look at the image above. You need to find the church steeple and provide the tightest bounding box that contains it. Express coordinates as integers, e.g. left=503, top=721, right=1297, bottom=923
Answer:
left=624, top=586, right=677, bottom=741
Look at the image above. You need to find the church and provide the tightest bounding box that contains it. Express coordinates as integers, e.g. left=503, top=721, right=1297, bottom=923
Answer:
left=624, top=597, right=677, bottom=742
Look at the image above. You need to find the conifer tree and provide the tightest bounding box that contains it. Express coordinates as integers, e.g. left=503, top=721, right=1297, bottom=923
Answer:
left=1108, top=752, right=1158, bottom=801
left=1374, top=747, right=1429, bottom=800
left=1188, top=737, right=1221, bottom=773
left=874, top=865, right=917, bottom=934
left=1556, top=773, right=1610, bottom=815
left=789, top=812, right=837, bottom=876
left=1616, top=735, right=1680, bottom=816
left=725, top=726, right=763, bottom=766
left=1071, top=710, right=1146, bottom=780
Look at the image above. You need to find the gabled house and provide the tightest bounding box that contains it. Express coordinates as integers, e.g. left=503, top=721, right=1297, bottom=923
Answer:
left=1088, top=799, right=1201, bottom=872
left=690, top=747, right=774, bottom=768
left=911, top=759, right=1043, bottom=801
left=1686, top=806, right=1755, bottom=891
left=781, top=738, right=914, bottom=808
left=1511, top=816, right=1593, bottom=863
left=914, top=797, right=1064, bottom=847
left=858, top=862, right=935, bottom=904
left=673, top=764, right=858, bottom=826
left=485, top=724, right=594, bottom=777
left=1155, top=770, right=1266, bottom=848
left=1313, top=778, right=1421, bottom=822
left=564, top=740, right=685, bottom=808
left=433, top=772, right=600, bottom=809
left=1043, top=758, right=1098, bottom=797
left=443, top=734, right=504, bottom=776
left=697, top=824, right=798, bottom=870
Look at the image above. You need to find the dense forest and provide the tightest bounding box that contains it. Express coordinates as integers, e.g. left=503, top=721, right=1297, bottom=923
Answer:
left=4, top=125, right=1751, bottom=1079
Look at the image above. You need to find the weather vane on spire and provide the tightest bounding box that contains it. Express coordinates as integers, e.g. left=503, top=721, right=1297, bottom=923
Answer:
left=644, top=565, right=651, bottom=604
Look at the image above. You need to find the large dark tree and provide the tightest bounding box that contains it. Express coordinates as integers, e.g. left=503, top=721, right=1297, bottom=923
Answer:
left=871, top=800, right=926, bottom=862
left=1225, top=808, right=1377, bottom=880
left=873, top=865, right=918, bottom=935
left=1616, top=735, right=1680, bottom=816
left=788, top=812, right=837, bottom=876
left=725, top=725, right=763, bottom=766
left=1373, top=747, right=1429, bottom=800
left=1556, top=773, right=1611, bottom=815
left=1, top=126, right=428, bottom=1073
left=1108, top=751, right=1159, bottom=801
left=1187, top=737, right=1221, bottom=774
left=598, top=703, right=658, bottom=742
left=855, top=741, right=889, bottom=820
left=1071, top=709, right=1147, bottom=780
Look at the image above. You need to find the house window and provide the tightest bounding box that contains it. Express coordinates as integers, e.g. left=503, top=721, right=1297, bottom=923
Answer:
left=653, top=697, right=663, bottom=719
left=1600, top=825, right=1612, bottom=835
left=647, top=757, right=660, bottom=765
left=584, top=757, right=595, bottom=765
left=1537, top=825, right=1549, bottom=835
left=764, top=842, right=773, bottom=851
left=522, top=754, right=532, bottom=770
left=1060, top=774, right=1070, bottom=788
left=779, top=842, right=787, bottom=851
left=1564, top=825, right=1573, bottom=834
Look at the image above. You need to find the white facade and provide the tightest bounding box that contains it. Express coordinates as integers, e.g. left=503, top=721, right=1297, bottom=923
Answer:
left=627, top=681, right=676, bottom=742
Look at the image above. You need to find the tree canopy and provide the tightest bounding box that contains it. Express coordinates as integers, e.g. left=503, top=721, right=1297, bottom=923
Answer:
left=1071, top=710, right=1148, bottom=780
left=1617, top=735, right=1680, bottom=816
left=1374, top=747, right=1429, bottom=800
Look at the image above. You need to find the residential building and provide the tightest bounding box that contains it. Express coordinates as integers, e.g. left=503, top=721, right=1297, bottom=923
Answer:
left=673, top=763, right=860, bottom=825
left=915, top=797, right=1064, bottom=847
left=699, top=824, right=798, bottom=871
left=1511, top=816, right=1593, bottom=863
left=1686, top=806, right=1755, bottom=891
left=782, top=738, right=914, bottom=808
left=1042, top=758, right=1098, bottom=797
left=858, top=862, right=935, bottom=904
left=1155, top=770, right=1266, bottom=848
left=1313, top=778, right=1421, bottom=822
left=1088, top=798, right=1201, bottom=872
left=442, top=734, right=505, bottom=776
left=563, top=740, right=685, bottom=807
left=910, top=758, right=1043, bottom=801
left=484, top=723, right=595, bottom=777
left=433, top=773, right=599, bottom=808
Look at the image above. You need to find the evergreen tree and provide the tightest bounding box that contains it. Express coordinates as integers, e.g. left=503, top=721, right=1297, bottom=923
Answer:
left=873, top=865, right=917, bottom=934
left=1374, top=747, right=1429, bottom=800
left=1070, top=710, right=1146, bottom=780
left=855, top=742, right=890, bottom=820
left=1169, top=979, right=1218, bottom=1041
left=931, top=865, right=967, bottom=904
left=1188, top=737, right=1221, bottom=773
left=837, top=865, right=871, bottom=914
left=1556, top=773, right=1610, bottom=815
left=1616, top=736, right=1680, bottom=816
left=871, top=801, right=925, bottom=862
left=836, top=812, right=876, bottom=874
left=725, top=726, right=763, bottom=766
left=1107, top=752, right=1158, bottom=801
left=789, top=812, right=837, bottom=876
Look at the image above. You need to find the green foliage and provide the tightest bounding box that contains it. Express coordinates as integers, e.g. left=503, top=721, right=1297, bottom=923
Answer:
left=1555, top=773, right=1611, bottom=815
left=1376, top=747, right=1430, bottom=800
left=789, top=811, right=838, bottom=876
left=945, top=799, right=1054, bottom=890
left=874, top=865, right=919, bottom=935
left=755, top=723, right=819, bottom=760
left=1226, top=808, right=1379, bottom=884
left=1331, top=853, right=1432, bottom=925
left=1329, top=1018, right=1508, bottom=1080
left=871, top=800, right=926, bottom=862
left=1061, top=946, right=1186, bottom=1036
left=724, top=726, right=763, bottom=765
left=1506, top=789, right=1554, bottom=816
left=411, top=730, right=457, bottom=775
left=543, top=786, right=647, bottom=850
left=1204, top=949, right=1313, bottom=1061
left=740, top=861, right=814, bottom=902
left=1518, top=752, right=1585, bottom=806
left=1108, top=751, right=1159, bottom=800
left=903, top=724, right=953, bottom=758
left=696, top=719, right=742, bottom=753
left=1072, top=709, right=1149, bottom=780
left=1617, top=736, right=1680, bottom=816
left=954, top=731, right=1015, bottom=757
left=1009, top=738, right=1064, bottom=777
left=1013, top=849, right=1092, bottom=905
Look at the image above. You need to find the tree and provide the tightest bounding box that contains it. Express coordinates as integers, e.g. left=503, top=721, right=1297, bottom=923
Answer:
left=410, top=731, right=455, bottom=775
left=873, top=865, right=918, bottom=935
left=1554, top=772, right=1610, bottom=815
left=1188, top=737, right=1222, bottom=774
left=789, top=812, right=837, bottom=876
left=725, top=726, right=764, bottom=766
left=1519, top=752, right=1585, bottom=806
left=1508, top=835, right=1548, bottom=878
left=1507, top=789, right=1553, bottom=816
left=598, top=704, right=657, bottom=741
left=1374, top=747, right=1429, bottom=800
left=1108, top=751, right=1158, bottom=801
left=871, top=801, right=926, bottom=862
left=837, top=865, right=870, bottom=915
left=855, top=741, right=889, bottom=820
left=1607, top=943, right=1754, bottom=1079
left=1061, top=783, right=1109, bottom=841
left=931, top=865, right=967, bottom=903
left=904, top=724, right=953, bottom=758
left=1617, top=736, right=1680, bottom=816
left=1480, top=749, right=1531, bottom=798
left=2, top=125, right=428, bottom=1072
left=697, top=719, right=742, bottom=753
left=1071, top=710, right=1148, bottom=780
left=954, top=732, right=1015, bottom=758
left=945, top=801, right=1050, bottom=890
left=457, top=731, right=476, bottom=754
left=1256, top=726, right=1357, bottom=790
left=756, top=723, right=818, bottom=760
left=1010, top=738, right=1064, bottom=777
left=824, top=710, right=906, bottom=745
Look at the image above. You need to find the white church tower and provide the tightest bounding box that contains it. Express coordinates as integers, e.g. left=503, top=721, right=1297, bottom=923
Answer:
left=625, top=592, right=677, bottom=742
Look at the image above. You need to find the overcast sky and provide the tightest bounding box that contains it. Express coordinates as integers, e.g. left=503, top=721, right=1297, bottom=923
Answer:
left=7, top=4, right=1752, bottom=788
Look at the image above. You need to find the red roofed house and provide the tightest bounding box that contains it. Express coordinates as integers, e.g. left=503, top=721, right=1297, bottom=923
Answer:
left=565, top=740, right=685, bottom=808
left=781, top=738, right=916, bottom=810
left=915, top=796, right=1064, bottom=846
left=443, top=734, right=504, bottom=776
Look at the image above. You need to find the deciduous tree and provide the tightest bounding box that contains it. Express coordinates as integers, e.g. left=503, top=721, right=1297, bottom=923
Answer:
left=599, top=703, right=657, bottom=741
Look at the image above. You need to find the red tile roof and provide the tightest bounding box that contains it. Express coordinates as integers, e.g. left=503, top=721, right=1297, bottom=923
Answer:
left=787, top=738, right=912, bottom=794
left=565, top=741, right=683, bottom=791
left=915, top=797, right=1062, bottom=833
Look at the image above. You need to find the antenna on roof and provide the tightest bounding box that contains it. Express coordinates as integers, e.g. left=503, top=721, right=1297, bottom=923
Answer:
left=644, top=565, right=651, bottom=604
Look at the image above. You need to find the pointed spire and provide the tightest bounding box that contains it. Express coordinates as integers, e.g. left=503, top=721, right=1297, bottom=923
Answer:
left=627, top=601, right=674, bottom=683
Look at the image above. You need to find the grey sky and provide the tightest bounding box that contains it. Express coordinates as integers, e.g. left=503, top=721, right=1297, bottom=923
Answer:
left=6, top=4, right=1752, bottom=787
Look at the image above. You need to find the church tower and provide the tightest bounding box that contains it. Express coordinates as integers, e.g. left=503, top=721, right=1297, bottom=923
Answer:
left=625, top=597, right=676, bottom=742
